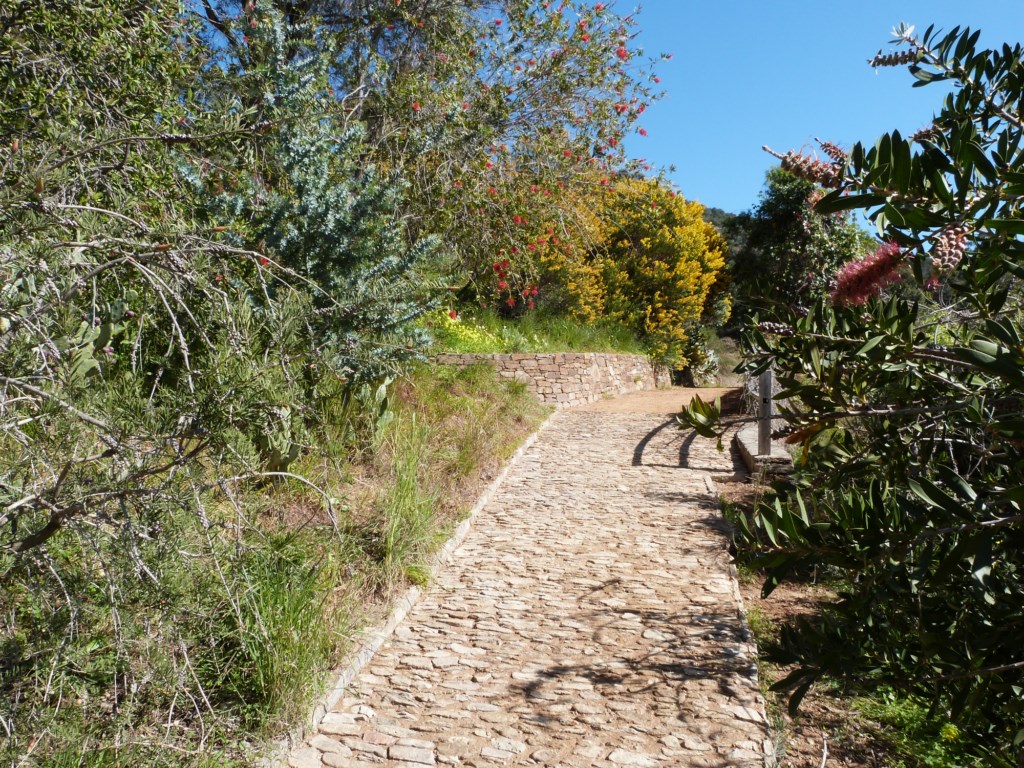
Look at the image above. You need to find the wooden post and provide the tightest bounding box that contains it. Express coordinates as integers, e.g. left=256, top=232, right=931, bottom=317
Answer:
left=758, top=369, right=773, bottom=456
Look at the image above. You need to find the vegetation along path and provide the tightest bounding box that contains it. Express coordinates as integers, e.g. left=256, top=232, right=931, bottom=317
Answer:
left=286, top=390, right=769, bottom=768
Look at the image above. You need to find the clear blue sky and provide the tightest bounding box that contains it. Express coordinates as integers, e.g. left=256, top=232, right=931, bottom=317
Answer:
left=622, top=0, right=1024, bottom=215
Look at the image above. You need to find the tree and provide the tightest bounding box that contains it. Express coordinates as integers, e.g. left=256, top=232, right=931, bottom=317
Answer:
left=595, top=178, right=728, bottom=369
left=727, top=167, right=870, bottom=322
left=195, top=0, right=666, bottom=307
left=0, top=3, right=441, bottom=758
left=683, top=25, right=1024, bottom=760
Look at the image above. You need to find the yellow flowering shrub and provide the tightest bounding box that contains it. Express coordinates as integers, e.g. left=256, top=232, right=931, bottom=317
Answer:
left=596, top=178, right=727, bottom=366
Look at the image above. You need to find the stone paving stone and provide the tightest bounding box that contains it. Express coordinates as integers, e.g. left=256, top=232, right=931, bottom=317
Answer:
left=288, top=397, right=767, bottom=767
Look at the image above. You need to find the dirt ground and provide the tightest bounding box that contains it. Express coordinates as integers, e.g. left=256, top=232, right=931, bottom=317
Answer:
left=578, top=386, right=741, bottom=414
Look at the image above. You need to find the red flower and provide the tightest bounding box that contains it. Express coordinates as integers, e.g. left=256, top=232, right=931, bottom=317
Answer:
left=497, top=279, right=509, bottom=290
left=528, top=300, right=535, bottom=310
left=638, top=128, right=648, bottom=137
left=506, top=297, right=516, bottom=308
left=488, top=186, right=497, bottom=195
left=462, top=102, right=469, bottom=110
left=600, top=177, right=609, bottom=185
left=502, top=259, right=510, bottom=268
left=259, top=256, right=269, bottom=266
left=514, top=215, right=523, bottom=224
left=493, top=261, right=502, bottom=271
left=831, top=241, right=903, bottom=306
left=616, top=46, right=628, bottom=61
left=581, top=33, right=590, bottom=42
left=449, top=310, right=458, bottom=319
left=563, top=149, right=572, bottom=157
left=486, top=160, right=493, bottom=169
left=412, top=101, right=421, bottom=111
left=531, top=286, right=539, bottom=296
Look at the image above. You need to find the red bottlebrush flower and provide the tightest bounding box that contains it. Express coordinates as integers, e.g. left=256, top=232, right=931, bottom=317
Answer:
left=653, top=76, right=660, bottom=83
left=510, top=247, right=518, bottom=254
left=563, top=149, right=572, bottom=157
left=411, top=101, right=421, bottom=111
left=259, top=256, right=269, bottom=266
left=531, top=286, right=539, bottom=296
left=637, top=104, right=646, bottom=115
left=214, top=274, right=224, bottom=282
left=488, top=186, right=497, bottom=195
left=581, top=33, right=590, bottom=42
left=608, top=137, right=617, bottom=147
left=638, top=128, right=648, bottom=137
left=493, top=261, right=502, bottom=271
left=506, top=297, right=516, bottom=308
left=527, top=243, right=537, bottom=251
left=513, top=215, right=523, bottom=224
left=595, top=2, right=605, bottom=11
left=454, top=180, right=462, bottom=188
left=614, top=103, right=628, bottom=114
left=497, top=279, right=509, bottom=290
left=449, top=309, right=458, bottom=319
left=831, top=241, right=903, bottom=306
left=462, top=101, right=470, bottom=110
left=600, top=177, right=609, bottom=185
left=494, top=18, right=502, bottom=25
left=616, top=46, right=628, bottom=61
left=485, top=161, right=493, bottom=169
left=528, top=299, right=535, bottom=310
left=522, top=289, right=530, bottom=297
left=502, top=259, right=510, bottom=268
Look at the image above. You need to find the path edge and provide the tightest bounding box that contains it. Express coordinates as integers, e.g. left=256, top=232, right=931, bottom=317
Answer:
left=261, top=411, right=557, bottom=767
left=704, top=473, right=776, bottom=766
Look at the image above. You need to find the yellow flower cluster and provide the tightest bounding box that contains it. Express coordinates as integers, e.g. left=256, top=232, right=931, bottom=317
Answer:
left=594, top=178, right=726, bottom=365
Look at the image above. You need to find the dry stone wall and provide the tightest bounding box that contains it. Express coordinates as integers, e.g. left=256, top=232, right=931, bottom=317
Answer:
left=435, top=353, right=659, bottom=407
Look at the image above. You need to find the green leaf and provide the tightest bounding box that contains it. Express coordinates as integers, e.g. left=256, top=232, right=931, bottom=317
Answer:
left=856, top=335, right=887, bottom=356
left=813, top=191, right=887, bottom=214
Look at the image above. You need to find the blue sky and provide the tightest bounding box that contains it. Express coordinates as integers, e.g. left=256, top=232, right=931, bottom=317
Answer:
left=623, top=0, right=1024, bottom=215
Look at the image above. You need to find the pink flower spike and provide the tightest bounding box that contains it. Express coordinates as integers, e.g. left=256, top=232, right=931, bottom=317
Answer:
left=831, top=241, right=903, bottom=306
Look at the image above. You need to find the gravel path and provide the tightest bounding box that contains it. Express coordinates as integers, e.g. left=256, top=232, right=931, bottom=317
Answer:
left=287, top=392, right=768, bottom=768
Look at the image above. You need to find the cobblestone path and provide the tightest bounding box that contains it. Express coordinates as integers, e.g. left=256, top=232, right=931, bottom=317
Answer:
left=288, top=393, right=769, bottom=768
